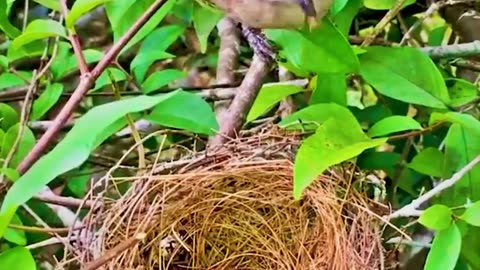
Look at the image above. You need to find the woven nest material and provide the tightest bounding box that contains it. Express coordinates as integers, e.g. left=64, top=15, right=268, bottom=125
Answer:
left=79, top=131, right=386, bottom=270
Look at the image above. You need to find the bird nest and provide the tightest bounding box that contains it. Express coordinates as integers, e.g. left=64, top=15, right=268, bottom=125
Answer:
left=76, top=131, right=387, bottom=269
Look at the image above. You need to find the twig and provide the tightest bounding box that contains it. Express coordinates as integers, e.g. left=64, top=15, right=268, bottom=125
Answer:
left=26, top=236, right=71, bottom=250
left=0, top=70, right=37, bottom=183
left=450, top=58, right=480, bottom=72
left=17, top=0, right=168, bottom=174
left=33, top=191, right=99, bottom=209
left=400, top=1, right=442, bottom=45
left=60, top=0, right=89, bottom=75
left=362, top=0, right=409, bottom=47
left=388, top=154, right=480, bottom=219
left=8, top=223, right=84, bottom=234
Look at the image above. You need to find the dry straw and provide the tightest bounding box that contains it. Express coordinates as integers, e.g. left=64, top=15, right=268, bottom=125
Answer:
left=75, top=131, right=387, bottom=269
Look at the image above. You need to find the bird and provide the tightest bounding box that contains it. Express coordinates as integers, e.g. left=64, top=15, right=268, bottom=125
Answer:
left=196, top=0, right=335, bottom=61
left=198, top=0, right=333, bottom=29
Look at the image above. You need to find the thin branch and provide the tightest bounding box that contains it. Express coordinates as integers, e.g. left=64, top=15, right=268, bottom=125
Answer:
left=362, top=0, right=409, bottom=47
left=388, top=154, right=480, bottom=219
left=60, top=0, right=89, bottom=75
left=209, top=55, right=272, bottom=147
left=213, top=17, right=240, bottom=122
left=26, top=236, right=71, bottom=250
left=33, top=192, right=100, bottom=209
left=400, top=1, right=442, bottom=45
left=17, top=0, right=168, bottom=174
left=0, top=70, right=37, bottom=182
left=420, top=40, right=480, bottom=59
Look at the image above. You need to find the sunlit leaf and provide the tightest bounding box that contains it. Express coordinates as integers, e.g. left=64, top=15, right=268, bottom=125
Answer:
left=419, top=204, right=453, bottom=231
left=247, top=83, right=304, bottom=122
left=31, top=83, right=64, bottom=121
left=145, top=91, right=219, bottom=135
left=142, top=69, right=186, bottom=93
left=368, top=115, right=422, bottom=137
left=461, top=201, right=480, bottom=226
left=0, top=247, right=36, bottom=270
left=11, top=19, right=67, bottom=50
left=424, top=223, right=461, bottom=270
left=360, top=46, right=450, bottom=109
left=66, top=0, right=112, bottom=29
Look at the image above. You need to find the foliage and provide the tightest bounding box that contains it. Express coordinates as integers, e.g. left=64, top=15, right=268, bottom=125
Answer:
left=0, top=0, right=479, bottom=269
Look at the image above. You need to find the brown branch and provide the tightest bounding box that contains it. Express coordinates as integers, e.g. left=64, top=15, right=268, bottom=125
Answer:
left=17, top=0, right=168, bottom=174
left=60, top=0, right=89, bottom=75
left=33, top=193, right=100, bottom=209
left=209, top=55, right=271, bottom=147
left=387, top=122, right=444, bottom=142
left=8, top=223, right=84, bottom=234
left=213, top=18, right=240, bottom=124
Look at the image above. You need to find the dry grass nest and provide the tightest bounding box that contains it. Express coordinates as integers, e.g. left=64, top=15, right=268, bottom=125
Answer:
left=78, top=131, right=389, bottom=270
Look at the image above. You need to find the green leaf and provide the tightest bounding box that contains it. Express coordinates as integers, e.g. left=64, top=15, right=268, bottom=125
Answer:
left=192, top=2, right=224, bottom=53
left=132, top=51, right=174, bottom=83
left=0, top=55, right=8, bottom=70
left=461, top=201, right=480, bottom=226
left=279, top=103, right=362, bottom=132
left=331, top=0, right=349, bottom=15
left=0, top=103, right=19, bottom=130
left=332, top=0, right=362, bottom=36
left=92, top=68, right=127, bottom=91
left=67, top=168, right=91, bottom=197
left=7, top=40, right=45, bottom=62
left=419, top=204, right=453, bottom=231
left=293, top=118, right=387, bottom=199
left=430, top=112, right=480, bottom=136
left=142, top=69, right=186, bottom=94
left=364, top=0, right=416, bottom=10
left=0, top=72, right=27, bottom=90
left=131, top=24, right=185, bottom=82
left=33, top=0, right=61, bottom=10
left=247, top=83, right=304, bottom=122
left=0, top=0, right=21, bottom=38
left=66, top=0, right=112, bottom=29
left=31, top=83, right=64, bottom=121
left=446, top=78, right=478, bottom=108
left=0, top=247, right=36, bottom=270
left=145, top=91, right=219, bottom=135
left=11, top=19, right=67, bottom=50
left=408, top=148, right=450, bottom=178
left=1, top=124, right=36, bottom=168
left=266, top=18, right=359, bottom=74
left=310, top=73, right=347, bottom=106
left=360, top=46, right=450, bottom=109
left=368, top=116, right=422, bottom=137
left=0, top=92, right=182, bottom=238
left=442, top=124, right=480, bottom=206
left=428, top=26, right=448, bottom=46
left=4, top=214, right=26, bottom=245
left=0, top=167, right=19, bottom=182
left=424, top=223, right=461, bottom=270
left=105, top=0, right=178, bottom=56
left=51, top=45, right=104, bottom=80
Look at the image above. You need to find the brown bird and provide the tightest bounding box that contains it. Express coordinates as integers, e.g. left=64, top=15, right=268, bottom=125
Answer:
left=198, top=0, right=335, bottom=60
left=206, top=0, right=333, bottom=29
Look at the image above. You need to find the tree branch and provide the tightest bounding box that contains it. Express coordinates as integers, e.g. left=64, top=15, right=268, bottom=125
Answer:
left=17, top=0, right=168, bottom=174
